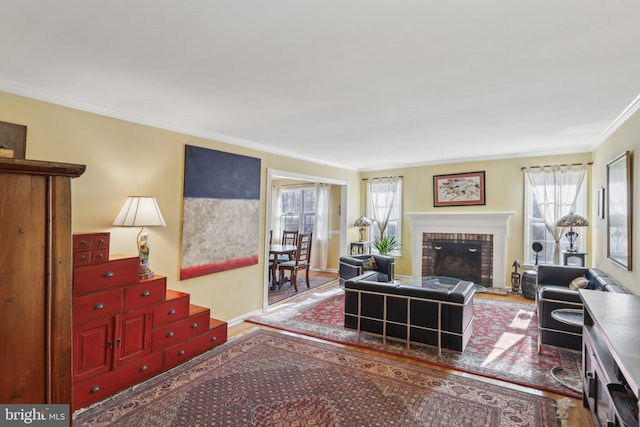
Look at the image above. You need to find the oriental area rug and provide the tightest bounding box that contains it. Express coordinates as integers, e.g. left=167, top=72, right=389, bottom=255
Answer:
left=73, top=329, right=567, bottom=427
left=249, top=286, right=582, bottom=399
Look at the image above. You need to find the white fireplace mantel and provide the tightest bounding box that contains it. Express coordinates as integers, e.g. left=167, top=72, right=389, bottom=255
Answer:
left=406, top=212, right=516, bottom=288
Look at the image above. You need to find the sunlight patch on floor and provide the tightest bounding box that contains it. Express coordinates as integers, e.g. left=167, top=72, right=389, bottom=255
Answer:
left=508, top=309, right=534, bottom=330
left=480, top=309, right=535, bottom=368
left=481, top=331, right=525, bottom=367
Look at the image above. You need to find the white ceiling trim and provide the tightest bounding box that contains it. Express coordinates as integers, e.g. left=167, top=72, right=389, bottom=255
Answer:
left=0, top=84, right=640, bottom=172
left=0, top=78, right=353, bottom=170
left=0, top=78, right=623, bottom=172
left=601, top=92, right=640, bottom=143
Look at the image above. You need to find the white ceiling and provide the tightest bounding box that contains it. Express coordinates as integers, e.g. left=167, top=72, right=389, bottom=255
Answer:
left=1, top=1, right=639, bottom=171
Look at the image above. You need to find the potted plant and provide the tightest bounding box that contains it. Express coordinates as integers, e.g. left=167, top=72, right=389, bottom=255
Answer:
left=372, top=235, right=399, bottom=256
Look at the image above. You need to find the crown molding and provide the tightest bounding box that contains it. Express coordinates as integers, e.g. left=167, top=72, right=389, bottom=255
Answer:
left=600, top=92, right=640, bottom=143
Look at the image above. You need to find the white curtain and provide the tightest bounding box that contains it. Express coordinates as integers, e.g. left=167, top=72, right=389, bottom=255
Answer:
left=368, top=176, right=401, bottom=236
left=312, top=183, right=330, bottom=270
left=271, top=185, right=283, bottom=243
left=525, top=164, right=587, bottom=264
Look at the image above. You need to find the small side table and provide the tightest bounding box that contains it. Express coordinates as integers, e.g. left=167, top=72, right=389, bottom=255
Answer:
left=551, top=308, right=583, bottom=327
left=350, top=241, right=369, bottom=255
left=549, top=308, right=583, bottom=394
left=562, top=251, right=587, bottom=267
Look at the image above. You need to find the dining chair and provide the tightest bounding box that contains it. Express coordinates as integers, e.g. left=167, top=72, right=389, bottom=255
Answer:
left=281, top=230, right=298, bottom=245
left=278, top=232, right=312, bottom=292
left=279, top=230, right=299, bottom=261
left=268, top=230, right=276, bottom=285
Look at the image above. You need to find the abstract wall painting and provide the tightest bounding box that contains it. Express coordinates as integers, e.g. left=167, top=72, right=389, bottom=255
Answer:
left=180, top=145, right=261, bottom=280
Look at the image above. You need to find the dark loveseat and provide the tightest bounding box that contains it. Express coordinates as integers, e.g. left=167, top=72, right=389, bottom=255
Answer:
left=344, top=275, right=475, bottom=352
left=537, top=265, right=628, bottom=352
left=338, top=254, right=395, bottom=287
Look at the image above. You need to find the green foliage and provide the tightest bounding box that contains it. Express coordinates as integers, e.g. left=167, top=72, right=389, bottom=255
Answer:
left=372, top=235, right=399, bottom=255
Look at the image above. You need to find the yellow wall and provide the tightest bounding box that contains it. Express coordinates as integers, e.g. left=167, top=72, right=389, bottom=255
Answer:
left=2, top=88, right=638, bottom=323
left=360, top=152, right=594, bottom=286
left=0, top=91, right=360, bottom=322
left=592, top=108, right=640, bottom=294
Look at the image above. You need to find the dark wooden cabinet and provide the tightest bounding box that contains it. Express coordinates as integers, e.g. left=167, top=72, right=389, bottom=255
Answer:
left=0, top=158, right=85, bottom=405
left=581, top=290, right=640, bottom=427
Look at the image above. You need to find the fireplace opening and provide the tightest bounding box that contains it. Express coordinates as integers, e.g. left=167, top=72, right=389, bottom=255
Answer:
left=432, top=242, right=482, bottom=284
left=422, top=233, right=493, bottom=287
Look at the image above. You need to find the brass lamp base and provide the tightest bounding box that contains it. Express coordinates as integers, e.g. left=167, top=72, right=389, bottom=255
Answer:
left=138, top=229, right=154, bottom=280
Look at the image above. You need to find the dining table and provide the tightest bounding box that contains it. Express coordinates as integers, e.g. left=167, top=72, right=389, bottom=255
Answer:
left=269, top=244, right=297, bottom=289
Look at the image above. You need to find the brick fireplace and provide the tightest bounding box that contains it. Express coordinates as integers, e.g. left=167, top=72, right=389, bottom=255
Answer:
left=406, top=212, right=515, bottom=288
left=422, top=233, right=493, bottom=286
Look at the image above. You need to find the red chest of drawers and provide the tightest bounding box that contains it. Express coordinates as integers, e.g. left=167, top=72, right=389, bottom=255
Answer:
left=73, top=232, right=110, bottom=266
left=71, top=232, right=227, bottom=412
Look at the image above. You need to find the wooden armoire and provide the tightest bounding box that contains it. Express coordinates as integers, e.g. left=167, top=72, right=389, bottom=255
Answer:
left=0, top=158, right=85, bottom=404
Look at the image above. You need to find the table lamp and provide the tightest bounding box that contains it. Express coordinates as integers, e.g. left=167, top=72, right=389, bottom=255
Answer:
left=556, top=212, right=589, bottom=253
left=113, top=196, right=166, bottom=279
left=354, top=216, right=371, bottom=241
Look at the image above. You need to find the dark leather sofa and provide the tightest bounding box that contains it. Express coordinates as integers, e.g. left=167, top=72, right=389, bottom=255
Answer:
left=344, top=274, right=475, bottom=352
left=338, top=254, right=395, bottom=287
left=537, top=265, right=628, bottom=352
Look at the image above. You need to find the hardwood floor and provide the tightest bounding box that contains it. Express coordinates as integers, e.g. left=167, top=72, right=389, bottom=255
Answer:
left=233, top=281, right=594, bottom=426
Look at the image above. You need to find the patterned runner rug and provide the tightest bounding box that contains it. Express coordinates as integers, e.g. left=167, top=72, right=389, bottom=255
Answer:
left=73, top=329, right=566, bottom=427
left=249, top=286, right=582, bottom=398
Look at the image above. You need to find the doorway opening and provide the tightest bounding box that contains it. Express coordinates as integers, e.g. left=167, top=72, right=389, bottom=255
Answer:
left=265, top=169, right=348, bottom=307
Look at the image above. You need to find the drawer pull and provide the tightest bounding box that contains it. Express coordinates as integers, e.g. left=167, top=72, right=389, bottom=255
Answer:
left=98, top=239, right=105, bottom=245
left=80, top=240, right=88, bottom=247
left=178, top=350, right=185, bottom=356
left=103, top=271, right=115, bottom=278
left=168, top=309, right=176, bottom=315
left=139, top=365, right=148, bottom=372
left=166, top=331, right=174, bottom=338
left=141, top=290, right=150, bottom=297
left=191, top=323, right=198, bottom=328
left=96, top=253, right=103, bottom=260
left=80, top=255, right=87, bottom=261
left=117, top=338, right=121, bottom=347
left=210, top=336, right=217, bottom=342
left=108, top=341, right=113, bottom=350
left=90, top=386, right=100, bottom=394
left=94, top=303, right=105, bottom=310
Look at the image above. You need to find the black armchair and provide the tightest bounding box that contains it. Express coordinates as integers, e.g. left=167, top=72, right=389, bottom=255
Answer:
left=536, top=265, right=625, bottom=352
left=339, top=254, right=395, bottom=286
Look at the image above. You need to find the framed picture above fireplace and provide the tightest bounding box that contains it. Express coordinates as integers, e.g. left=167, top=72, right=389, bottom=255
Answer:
left=433, top=171, right=486, bottom=207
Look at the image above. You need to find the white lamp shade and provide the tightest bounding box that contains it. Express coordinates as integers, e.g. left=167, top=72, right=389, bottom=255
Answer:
left=113, top=196, right=166, bottom=227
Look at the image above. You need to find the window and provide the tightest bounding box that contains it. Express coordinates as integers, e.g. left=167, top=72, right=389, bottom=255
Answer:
left=524, top=167, right=587, bottom=265
left=279, top=187, right=315, bottom=234
left=366, top=178, right=402, bottom=255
